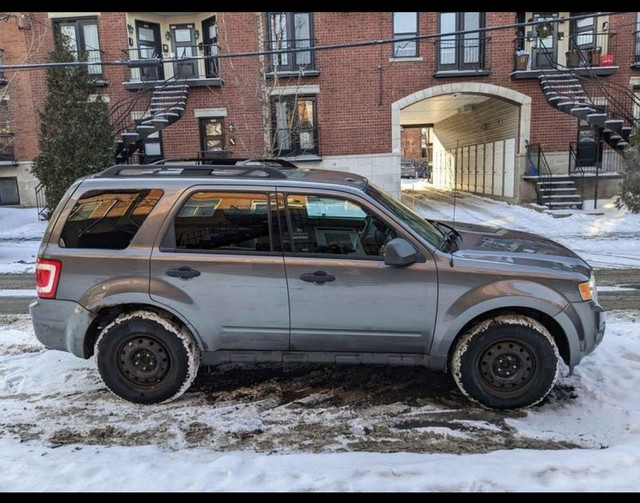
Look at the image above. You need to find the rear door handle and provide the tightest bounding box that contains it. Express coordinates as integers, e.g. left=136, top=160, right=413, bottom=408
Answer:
left=300, top=270, right=335, bottom=284
left=166, top=266, right=201, bottom=280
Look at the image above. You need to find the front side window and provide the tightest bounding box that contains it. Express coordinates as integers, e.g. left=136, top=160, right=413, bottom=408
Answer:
left=283, top=193, right=396, bottom=258
left=53, top=17, right=103, bottom=78
left=271, top=96, right=317, bottom=156
left=173, top=191, right=278, bottom=252
left=393, top=12, right=418, bottom=58
left=59, top=189, right=163, bottom=249
left=438, top=12, right=484, bottom=71
left=267, top=12, right=314, bottom=72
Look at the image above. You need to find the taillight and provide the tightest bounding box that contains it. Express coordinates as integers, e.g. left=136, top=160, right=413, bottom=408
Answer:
left=35, top=259, right=62, bottom=299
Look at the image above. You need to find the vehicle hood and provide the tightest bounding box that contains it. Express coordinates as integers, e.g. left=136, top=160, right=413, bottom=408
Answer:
left=445, top=221, right=592, bottom=276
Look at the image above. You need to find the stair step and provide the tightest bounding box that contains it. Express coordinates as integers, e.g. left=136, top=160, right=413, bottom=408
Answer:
left=586, top=113, right=606, bottom=127
left=121, top=132, right=140, bottom=145
left=570, top=106, right=596, bottom=119
left=604, top=119, right=623, bottom=134
left=621, top=126, right=632, bottom=141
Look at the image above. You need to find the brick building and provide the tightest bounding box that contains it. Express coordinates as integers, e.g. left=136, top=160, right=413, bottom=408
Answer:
left=0, top=12, right=637, bottom=209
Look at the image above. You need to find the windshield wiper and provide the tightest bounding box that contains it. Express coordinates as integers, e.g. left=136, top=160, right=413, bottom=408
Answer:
left=430, top=221, right=461, bottom=252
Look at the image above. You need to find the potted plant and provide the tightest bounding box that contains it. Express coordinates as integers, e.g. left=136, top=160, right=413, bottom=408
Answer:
left=515, top=49, right=529, bottom=70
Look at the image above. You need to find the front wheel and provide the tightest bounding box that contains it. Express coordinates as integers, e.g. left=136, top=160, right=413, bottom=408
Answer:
left=451, top=315, right=560, bottom=410
left=95, top=310, right=200, bottom=405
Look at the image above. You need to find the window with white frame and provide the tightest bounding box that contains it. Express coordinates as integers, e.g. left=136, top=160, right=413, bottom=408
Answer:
left=393, top=12, right=418, bottom=58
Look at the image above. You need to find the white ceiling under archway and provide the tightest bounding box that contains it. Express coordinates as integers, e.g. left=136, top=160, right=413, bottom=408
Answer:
left=401, top=93, right=491, bottom=126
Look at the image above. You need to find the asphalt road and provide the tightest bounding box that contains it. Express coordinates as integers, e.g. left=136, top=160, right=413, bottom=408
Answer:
left=1, top=268, right=638, bottom=315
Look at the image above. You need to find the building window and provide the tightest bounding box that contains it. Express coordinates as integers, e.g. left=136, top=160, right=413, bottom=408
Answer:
left=0, top=99, right=14, bottom=163
left=393, top=12, right=418, bottom=58
left=53, top=17, right=103, bottom=79
left=271, top=96, right=318, bottom=157
left=267, top=12, right=314, bottom=72
left=572, top=13, right=596, bottom=51
left=199, top=117, right=227, bottom=159
left=0, top=49, right=6, bottom=84
left=438, top=12, right=485, bottom=71
left=635, top=13, right=640, bottom=64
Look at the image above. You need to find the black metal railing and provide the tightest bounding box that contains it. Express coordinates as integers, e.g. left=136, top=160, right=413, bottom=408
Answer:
left=272, top=126, right=319, bottom=157
left=266, top=37, right=315, bottom=73
left=569, top=141, right=622, bottom=175
left=525, top=142, right=554, bottom=205
left=513, top=31, right=617, bottom=72
left=0, top=133, right=15, bottom=163
left=35, top=183, right=48, bottom=220
left=435, top=36, right=491, bottom=72
left=124, top=43, right=220, bottom=82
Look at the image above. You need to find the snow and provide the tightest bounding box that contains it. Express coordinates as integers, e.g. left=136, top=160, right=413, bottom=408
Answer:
left=1, top=183, right=640, bottom=492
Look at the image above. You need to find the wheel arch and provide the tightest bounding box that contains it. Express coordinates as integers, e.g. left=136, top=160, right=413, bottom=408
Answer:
left=83, top=302, right=201, bottom=358
left=443, top=307, right=569, bottom=372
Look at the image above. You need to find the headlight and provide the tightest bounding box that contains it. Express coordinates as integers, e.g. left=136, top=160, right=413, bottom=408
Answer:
left=578, top=273, right=597, bottom=302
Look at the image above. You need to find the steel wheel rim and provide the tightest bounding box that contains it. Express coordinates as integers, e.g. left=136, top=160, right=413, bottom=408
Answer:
left=117, top=335, right=171, bottom=386
left=478, top=340, right=536, bottom=393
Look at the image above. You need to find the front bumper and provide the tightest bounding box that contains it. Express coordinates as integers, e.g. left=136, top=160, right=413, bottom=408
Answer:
left=555, top=300, right=606, bottom=369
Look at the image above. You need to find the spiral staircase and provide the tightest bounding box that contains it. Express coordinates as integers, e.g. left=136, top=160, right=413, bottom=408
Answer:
left=114, top=81, right=189, bottom=164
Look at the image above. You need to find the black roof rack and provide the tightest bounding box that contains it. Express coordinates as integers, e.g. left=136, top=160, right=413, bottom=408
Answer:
left=96, top=158, right=300, bottom=179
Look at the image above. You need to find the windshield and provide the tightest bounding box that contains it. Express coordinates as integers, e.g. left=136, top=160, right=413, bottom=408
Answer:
left=365, top=184, right=446, bottom=249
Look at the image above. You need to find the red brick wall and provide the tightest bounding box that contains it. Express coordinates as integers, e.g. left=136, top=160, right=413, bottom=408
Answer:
left=2, top=12, right=638, bottom=164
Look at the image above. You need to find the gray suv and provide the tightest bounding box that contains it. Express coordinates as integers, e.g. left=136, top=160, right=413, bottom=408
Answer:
left=30, top=158, right=605, bottom=410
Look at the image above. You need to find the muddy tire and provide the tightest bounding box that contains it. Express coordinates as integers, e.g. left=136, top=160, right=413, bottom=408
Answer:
left=451, top=315, right=559, bottom=410
left=95, top=310, right=200, bottom=405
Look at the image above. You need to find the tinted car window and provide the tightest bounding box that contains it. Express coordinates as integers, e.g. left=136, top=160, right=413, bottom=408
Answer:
left=59, top=189, right=163, bottom=249
left=284, top=193, right=396, bottom=257
left=174, top=191, right=276, bottom=252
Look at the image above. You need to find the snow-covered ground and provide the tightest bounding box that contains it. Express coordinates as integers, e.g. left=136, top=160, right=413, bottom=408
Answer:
left=0, top=184, right=639, bottom=492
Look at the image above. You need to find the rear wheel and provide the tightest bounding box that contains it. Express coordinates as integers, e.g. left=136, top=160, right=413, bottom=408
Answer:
left=451, top=315, right=559, bottom=410
left=95, top=310, right=200, bottom=405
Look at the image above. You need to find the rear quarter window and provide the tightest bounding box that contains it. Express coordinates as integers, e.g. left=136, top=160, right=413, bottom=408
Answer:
left=58, top=189, right=164, bottom=249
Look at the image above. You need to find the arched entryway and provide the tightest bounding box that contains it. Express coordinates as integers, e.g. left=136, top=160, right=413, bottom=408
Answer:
left=392, top=83, right=532, bottom=203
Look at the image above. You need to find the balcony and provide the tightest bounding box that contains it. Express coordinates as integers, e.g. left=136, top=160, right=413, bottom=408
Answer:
left=512, top=31, right=618, bottom=78
left=123, top=43, right=222, bottom=90
left=0, top=133, right=17, bottom=165
left=434, top=36, right=492, bottom=77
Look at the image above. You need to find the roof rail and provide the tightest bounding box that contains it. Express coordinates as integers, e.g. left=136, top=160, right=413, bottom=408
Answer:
left=96, top=162, right=291, bottom=179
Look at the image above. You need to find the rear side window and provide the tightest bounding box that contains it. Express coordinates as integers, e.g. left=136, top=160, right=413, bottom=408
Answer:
left=59, top=189, right=163, bottom=249
left=173, top=191, right=278, bottom=252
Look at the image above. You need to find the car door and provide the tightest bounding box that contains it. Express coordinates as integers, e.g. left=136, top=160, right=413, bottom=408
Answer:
left=149, top=187, right=290, bottom=352
left=279, top=189, right=438, bottom=354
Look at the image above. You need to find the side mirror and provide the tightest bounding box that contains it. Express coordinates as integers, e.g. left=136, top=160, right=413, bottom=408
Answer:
left=384, top=237, right=419, bottom=266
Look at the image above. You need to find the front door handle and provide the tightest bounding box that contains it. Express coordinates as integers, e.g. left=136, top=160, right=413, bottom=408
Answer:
left=166, top=266, right=201, bottom=280
left=300, top=270, right=335, bottom=284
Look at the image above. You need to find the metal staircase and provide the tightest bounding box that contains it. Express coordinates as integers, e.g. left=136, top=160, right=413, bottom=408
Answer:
left=538, top=70, right=631, bottom=153
left=114, top=81, right=189, bottom=164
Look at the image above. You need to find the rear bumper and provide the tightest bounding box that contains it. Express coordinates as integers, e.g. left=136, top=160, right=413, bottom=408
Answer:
left=29, top=298, right=95, bottom=358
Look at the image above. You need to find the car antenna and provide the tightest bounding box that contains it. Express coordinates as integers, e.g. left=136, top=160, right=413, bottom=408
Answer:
left=449, top=139, right=460, bottom=268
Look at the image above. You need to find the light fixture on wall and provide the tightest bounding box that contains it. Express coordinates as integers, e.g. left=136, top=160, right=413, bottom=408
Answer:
left=127, top=23, right=134, bottom=34
left=229, top=124, right=235, bottom=133
left=194, top=29, right=200, bottom=40
left=165, top=31, right=171, bottom=40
